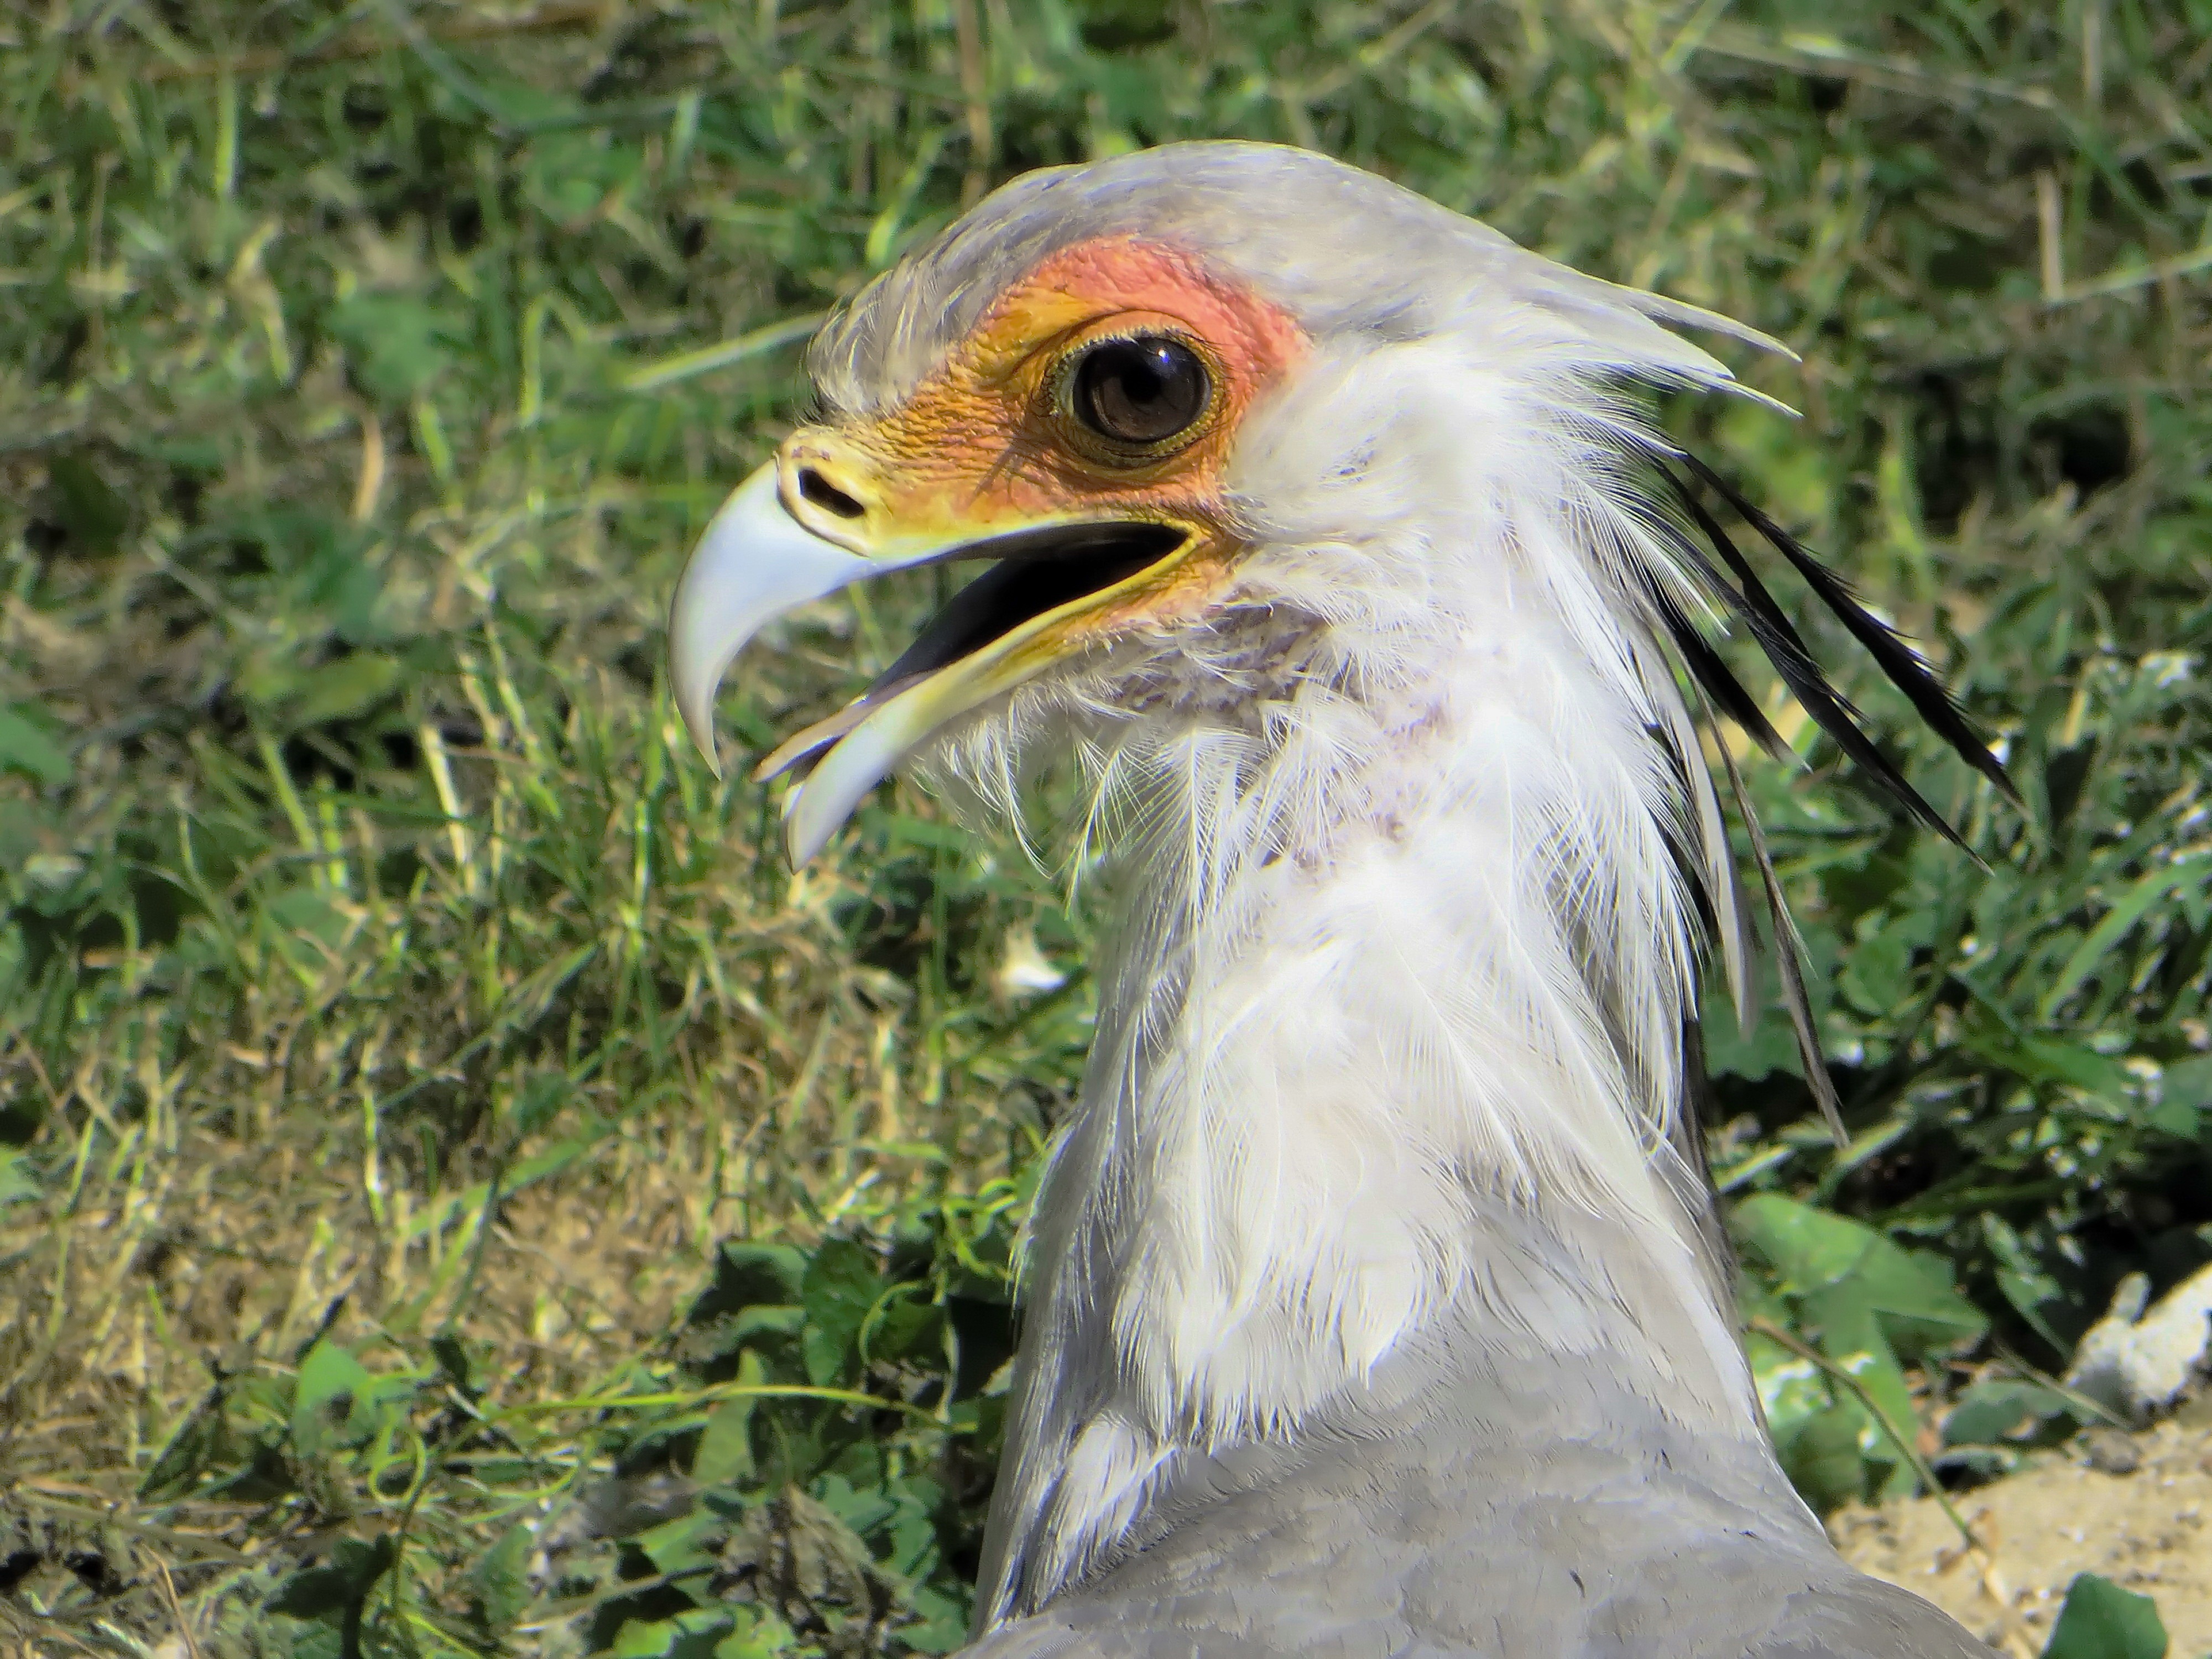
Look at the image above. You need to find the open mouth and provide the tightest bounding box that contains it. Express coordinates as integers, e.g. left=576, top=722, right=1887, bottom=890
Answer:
left=667, top=458, right=1213, bottom=864
left=755, top=521, right=1187, bottom=780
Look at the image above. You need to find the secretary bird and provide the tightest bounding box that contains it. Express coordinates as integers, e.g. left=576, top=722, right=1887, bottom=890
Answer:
left=669, top=143, right=2008, bottom=1658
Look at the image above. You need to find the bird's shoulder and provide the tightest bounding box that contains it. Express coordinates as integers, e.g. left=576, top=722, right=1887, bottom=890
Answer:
left=958, top=1573, right=1999, bottom=1659
left=953, top=1359, right=2000, bottom=1659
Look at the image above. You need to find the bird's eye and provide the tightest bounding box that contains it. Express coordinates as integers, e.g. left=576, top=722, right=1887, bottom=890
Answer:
left=1068, top=336, right=1211, bottom=450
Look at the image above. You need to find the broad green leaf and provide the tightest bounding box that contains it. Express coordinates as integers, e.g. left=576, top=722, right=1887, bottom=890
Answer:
left=638, top=1505, right=724, bottom=1578
left=1799, top=1284, right=1916, bottom=1468
left=694, top=1355, right=763, bottom=1487
left=430, top=1333, right=475, bottom=1396
left=802, top=1236, right=885, bottom=1386
left=611, top=1606, right=733, bottom=1659
left=1733, top=1194, right=1987, bottom=1355
left=139, top=1384, right=237, bottom=1501
left=1735, top=1194, right=1882, bottom=1290
left=328, top=293, right=467, bottom=403
left=1943, top=1379, right=2069, bottom=1447
left=1839, top=916, right=1914, bottom=1019
left=524, top=132, right=644, bottom=223
left=292, top=1342, right=377, bottom=1455
left=2153, top=1054, right=2212, bottom=1138
left=2146, top=1093, right=2198, bottom=1139
left=508, top=1070, right=574, bottom=1139
left=694, top=1242, right=806, bottom=1322
left=2163, top=1054, right=2212, bottom=1110
left=815, top=1469, right=898, bottom=1538
left=714, top=1606, right=800, bottom=1659
left=735, top=1304, right=807, bottom=1343
left=469, top=1523, right=532, bottom=1633
left=0, top=1149, right=38, bottom=1208
left=1700, top=987, right=1802, bottom=1082
left=1747, top=1332, right=1832, bottom=1447
left=882, top=1484, right=941, bottom=1579
left=1995, top=1265, right=2069, bottom=1352
left=1963, top=1029, right=2133, bottom=1097
left=46, top=453, right=129, bottom=551
left=1983, top=1213, right=2075, bottom=1353
left=264, top=886, right=352, bottom=953
left=1778, top=1403, right=1866, bottom=1514
left=268, top=1615, right=344, bottom=1659
left=284, top=653, right=402, bottom=730
left=266, top=1564, right=357, bottom=1620
left=2042, top=1572, right=2168, bottom=1659
left=266, top=1535, right=395, bottom=1620
left=899, top=1583, right=972, bottom=1655
left=860, top=1282, right=940, bottom=1366
left=0, top=705, right=72, bottom=787
left=290, top=1345, right=410, bottom=1458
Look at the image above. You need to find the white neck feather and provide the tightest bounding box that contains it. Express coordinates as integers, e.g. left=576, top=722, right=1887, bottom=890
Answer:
left=963, top=331, right=1778, bottom=1624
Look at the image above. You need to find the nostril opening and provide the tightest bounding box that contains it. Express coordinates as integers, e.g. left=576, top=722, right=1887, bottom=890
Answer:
left=797, top=468, right=867, bottom=520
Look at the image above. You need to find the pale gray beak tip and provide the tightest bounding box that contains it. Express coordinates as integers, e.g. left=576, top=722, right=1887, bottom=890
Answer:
left=782, top=778, right=841, bottom=868
left=665, top=461, right=873, bottom=785
left=785, top=812, right=826, bottom=869
left=669, top=645, right=728, bottom=780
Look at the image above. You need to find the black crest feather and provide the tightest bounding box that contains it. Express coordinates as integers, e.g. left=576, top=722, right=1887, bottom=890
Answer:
left=1674, top=451, right=2020, bottom=807
left=1653, top=462, right=1982, bottom=854
left=1647, top=450, right=2015, bottom=1145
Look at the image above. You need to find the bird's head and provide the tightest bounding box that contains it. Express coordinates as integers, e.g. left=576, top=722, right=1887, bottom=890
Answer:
left=671, top=142, right=1989, bottom=873
left=671, top=193, right=1315, bottom=865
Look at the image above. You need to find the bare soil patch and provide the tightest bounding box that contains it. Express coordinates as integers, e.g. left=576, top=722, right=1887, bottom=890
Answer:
left=1836, top=1408, right=2212, bottom=1656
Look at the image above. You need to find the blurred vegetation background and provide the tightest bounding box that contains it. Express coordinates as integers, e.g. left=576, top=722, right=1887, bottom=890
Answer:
left=1, top=0, right=2208, bottom=1653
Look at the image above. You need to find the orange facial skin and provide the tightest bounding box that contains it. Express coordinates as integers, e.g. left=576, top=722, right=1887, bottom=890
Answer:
left=776, top=236, right=1310, bottom=646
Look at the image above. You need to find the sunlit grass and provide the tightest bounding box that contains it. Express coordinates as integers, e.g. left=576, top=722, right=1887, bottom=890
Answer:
left=3, top=1, right=2209, bottom=1653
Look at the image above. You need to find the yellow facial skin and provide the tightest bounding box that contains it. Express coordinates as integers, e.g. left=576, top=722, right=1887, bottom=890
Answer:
left=668, top=234, right=1309, bottom=860
left=777, top=236, right=1308, bottom=651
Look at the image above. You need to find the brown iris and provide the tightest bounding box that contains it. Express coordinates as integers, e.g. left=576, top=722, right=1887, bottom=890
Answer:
left=1068, top=335, right=1212, bottom=450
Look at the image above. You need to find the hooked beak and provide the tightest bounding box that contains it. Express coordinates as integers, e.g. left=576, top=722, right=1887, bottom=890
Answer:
left=667, top=457, right=1196, bottom=865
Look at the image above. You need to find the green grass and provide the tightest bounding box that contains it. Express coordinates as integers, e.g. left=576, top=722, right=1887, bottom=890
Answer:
left=2, top=0, right=2209, bottom=1653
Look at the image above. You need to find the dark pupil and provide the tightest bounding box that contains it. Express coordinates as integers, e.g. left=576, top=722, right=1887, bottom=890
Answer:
left=1074, top=337, right=1208, bottom=446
